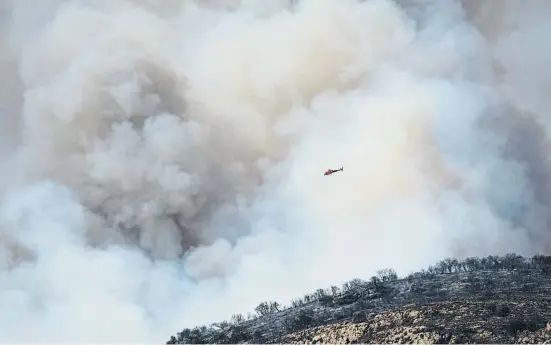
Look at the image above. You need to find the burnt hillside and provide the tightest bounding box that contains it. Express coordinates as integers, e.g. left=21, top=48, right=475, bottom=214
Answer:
left=166, top=254, right=551, bottom=344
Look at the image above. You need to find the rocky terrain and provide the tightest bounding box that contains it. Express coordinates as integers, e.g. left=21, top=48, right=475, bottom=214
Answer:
left=167, top=254, right=551, bottom=344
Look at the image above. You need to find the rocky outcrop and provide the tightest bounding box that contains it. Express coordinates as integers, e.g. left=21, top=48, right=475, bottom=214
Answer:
left=280, top=296, right=551, bottom=343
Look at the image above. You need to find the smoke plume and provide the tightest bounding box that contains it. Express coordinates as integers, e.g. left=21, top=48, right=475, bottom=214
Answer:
left=0, top=0, right=550, bottom=341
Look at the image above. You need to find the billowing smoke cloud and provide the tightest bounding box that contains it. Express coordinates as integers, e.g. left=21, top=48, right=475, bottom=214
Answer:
left=0, top=0, right=550, bottom=341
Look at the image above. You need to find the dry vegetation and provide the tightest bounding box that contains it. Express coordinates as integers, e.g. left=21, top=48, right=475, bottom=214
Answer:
left=166, top=254, right=551, bottom=344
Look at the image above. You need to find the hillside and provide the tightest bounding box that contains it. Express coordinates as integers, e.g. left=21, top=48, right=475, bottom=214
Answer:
left=167, top=254, right=551, bottom=344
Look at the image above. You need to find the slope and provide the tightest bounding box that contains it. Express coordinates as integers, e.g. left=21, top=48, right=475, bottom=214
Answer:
left=167, top=253, right=551, bottom=344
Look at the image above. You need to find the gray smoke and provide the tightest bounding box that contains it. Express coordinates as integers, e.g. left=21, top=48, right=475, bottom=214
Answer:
left=0, top=0, right=550, bottom=342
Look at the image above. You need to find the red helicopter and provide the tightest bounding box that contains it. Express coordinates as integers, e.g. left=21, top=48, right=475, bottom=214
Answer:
left=324, top=166, right=343, bottom=176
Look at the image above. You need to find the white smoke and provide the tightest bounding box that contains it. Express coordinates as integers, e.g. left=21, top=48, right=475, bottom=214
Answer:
left=0, top=0, right=550, bottom=342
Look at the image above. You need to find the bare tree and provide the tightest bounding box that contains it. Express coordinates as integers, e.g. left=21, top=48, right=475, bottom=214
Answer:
left=230, top=313, right=245, bottom=324
left=377, top=268, right=398, bottom=282
left=315, top=288, right=328, bottom=299
left=330, top=285, right=340, bottom=296
left=254, top=302, right=271, bottom=316
left=269, top=301, right=281, bottom=313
